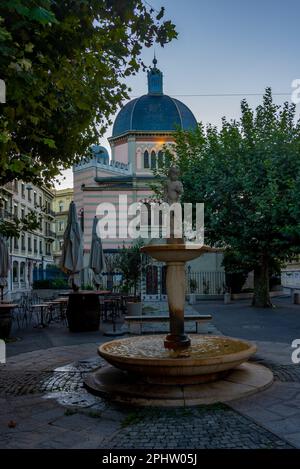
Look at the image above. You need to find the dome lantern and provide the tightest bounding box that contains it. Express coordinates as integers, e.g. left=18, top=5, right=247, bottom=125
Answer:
left=147, top=56, right=163, bottom=95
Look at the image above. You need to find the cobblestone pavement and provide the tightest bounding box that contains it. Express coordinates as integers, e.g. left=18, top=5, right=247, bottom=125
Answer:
left=1, top=298, right=300, bottom=449
left=0, top=341, right=299, bottom=449
left=99, top=405, right=291, bottom=449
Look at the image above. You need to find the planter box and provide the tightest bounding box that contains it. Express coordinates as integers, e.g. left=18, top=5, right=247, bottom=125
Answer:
left=188, top=294, right=196, bottom=305
left=0, top=308, right=12, bottom=340
left=127, top=302, right=142, bottom=316
left=224, top=292, right=231, bottom=304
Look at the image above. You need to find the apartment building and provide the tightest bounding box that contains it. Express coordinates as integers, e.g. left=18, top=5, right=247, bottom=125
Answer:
left=52, top=188, right=73, bottom=264
left=0, top=180, right=55, bottom=297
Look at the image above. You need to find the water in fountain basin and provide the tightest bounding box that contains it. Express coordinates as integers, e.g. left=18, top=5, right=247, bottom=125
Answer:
left=101, top=335, right=251, bottom=360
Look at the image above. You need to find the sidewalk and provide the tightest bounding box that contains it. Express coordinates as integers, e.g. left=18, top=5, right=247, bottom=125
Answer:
left=0, top=297, right=300, bottom=448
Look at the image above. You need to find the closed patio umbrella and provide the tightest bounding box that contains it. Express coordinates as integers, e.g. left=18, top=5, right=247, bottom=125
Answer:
left=60, top=201, right=83, bottom=291
left=89, top=216, right=106, bottom=288
left=0, top=235, right=10, bottom=301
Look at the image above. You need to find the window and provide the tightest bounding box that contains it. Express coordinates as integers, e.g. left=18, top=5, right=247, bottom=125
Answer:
left=28, top=188, right=32, bottom=202
left=143, top=150, right=149, bottom=169
left=151, top=151, right=156, bottom=170
left=39, top=195, right=42, bottom=207
left=21, top=183, right=25, bottom=198
left=21, top=207, right=25, bottom=219
left=14, top=180, right=18, bottom=193
left=20, top=262, right=25, bottom=282
left=146, top=265, right=158, bottom=295
left=28, top=236, right=32, bottom=252
left=34, top=238, right=37, bottom=253
left=39, top=217, right=43, bottom=231
left=13, top=261, right=18, bottom=283
left=59, top=202, right=64, bottom=212
left=58, top=220, right=64, bottom=232
left=14, top=237, right=19, bottom=250
left=13, top=204, right=18, bottom=218
left=158, top=150, right=164, bottom=168
left=34, top=191, right=37, bottom=205
left=21, top=234, right=25, bottom=251
left=39, top=240, right=43, bottom=254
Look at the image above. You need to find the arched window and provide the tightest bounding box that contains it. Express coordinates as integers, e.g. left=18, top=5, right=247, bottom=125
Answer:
left=13, top=261, right=18, bottom=283
left=146, top=265, right=158, bottom=295
left=151, top=151, right=156, bottom=170
left=157, top=150, right=164, bottom=168
left=20, top=262, right=25, bottom=282
left=141, top=202, right=152, bottom=238
left=144, top=150, right=149, bottom=169
left=161, top=266, right=167, bottom=295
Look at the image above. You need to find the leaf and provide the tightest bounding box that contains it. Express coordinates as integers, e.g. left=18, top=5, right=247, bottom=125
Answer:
left=30, top=7, right=58, bottom=25
left=43, top=138, right=56, bottom=148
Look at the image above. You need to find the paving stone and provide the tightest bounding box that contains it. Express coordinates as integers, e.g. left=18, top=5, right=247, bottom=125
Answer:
left=1, top=306, right=300, bottom=449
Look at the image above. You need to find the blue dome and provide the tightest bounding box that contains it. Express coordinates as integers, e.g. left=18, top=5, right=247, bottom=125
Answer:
left=112, top=94, right=197, bottom=138
left=91, top=145, right=109, bottom=159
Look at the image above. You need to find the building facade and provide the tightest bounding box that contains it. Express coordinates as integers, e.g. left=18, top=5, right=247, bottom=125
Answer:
left=0, top=180, right=55, bottom=298
left=52, top=188, right=73, bottom=265
left=73, top=59, right=224, bottom=298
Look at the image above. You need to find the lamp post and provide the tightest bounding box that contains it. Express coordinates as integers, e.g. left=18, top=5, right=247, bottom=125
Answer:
left=79, top=208, right=84, bottom=233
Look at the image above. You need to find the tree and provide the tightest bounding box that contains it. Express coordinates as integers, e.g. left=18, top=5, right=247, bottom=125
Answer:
left=155, top=89, right=300, bottom=307
left=0, top=0, right=176, bottom=187
left=117, top=239, right=143, bottom=296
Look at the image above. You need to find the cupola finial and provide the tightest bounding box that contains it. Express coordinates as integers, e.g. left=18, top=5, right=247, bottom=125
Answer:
left=153, top=52, right=157, bottom=68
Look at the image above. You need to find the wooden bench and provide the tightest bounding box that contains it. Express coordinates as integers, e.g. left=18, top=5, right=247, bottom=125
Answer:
left=124, top=314, right=212, bottom=335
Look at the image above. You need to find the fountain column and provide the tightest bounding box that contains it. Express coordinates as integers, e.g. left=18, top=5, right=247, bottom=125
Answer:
left=164, top=260, right=191, bottom=350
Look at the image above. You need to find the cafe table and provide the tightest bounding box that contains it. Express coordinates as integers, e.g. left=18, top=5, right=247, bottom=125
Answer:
left=32, top=303, right=49, bottom=328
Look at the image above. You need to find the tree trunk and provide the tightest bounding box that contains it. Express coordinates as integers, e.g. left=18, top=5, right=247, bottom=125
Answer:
left=252, top=257, right=272, bottom=307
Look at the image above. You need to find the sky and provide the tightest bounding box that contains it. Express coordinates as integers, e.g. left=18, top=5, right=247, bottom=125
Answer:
left=55, top=0, right=300, bottom=188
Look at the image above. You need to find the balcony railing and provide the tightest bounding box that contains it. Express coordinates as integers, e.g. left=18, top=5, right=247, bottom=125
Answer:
left=45, top=229, right=56, bottom=239
left=0, top=209, right=15, bottom=221
left=46, top=208, right=56, bottom=218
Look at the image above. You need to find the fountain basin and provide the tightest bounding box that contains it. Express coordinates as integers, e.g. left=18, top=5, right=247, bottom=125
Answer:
left=141, top=244, right=219, bottom=262
left=98, top=335, right=257, bottom=385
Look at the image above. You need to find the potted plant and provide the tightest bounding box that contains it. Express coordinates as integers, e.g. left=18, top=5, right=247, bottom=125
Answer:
left=117, top=240, right=143, bottom=316
left=188, top=278, right=198, bottom=304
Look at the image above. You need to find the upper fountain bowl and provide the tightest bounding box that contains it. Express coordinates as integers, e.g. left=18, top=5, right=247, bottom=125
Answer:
left=141, top=244, right=220, bottom=262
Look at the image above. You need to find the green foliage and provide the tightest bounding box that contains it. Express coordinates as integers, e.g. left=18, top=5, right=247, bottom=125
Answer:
left=81, top=283, right=94, bottom=291
left=154, top=89, right=300, bottom=306
left=189, top=278, right=198, bottom=293
left=0, top=0, right=177, bottom=186
left=0, top=209, right=39, bottom=237
left=116, top=239, right=143, bottom=296
left=33, top=278, right=68, bottom=289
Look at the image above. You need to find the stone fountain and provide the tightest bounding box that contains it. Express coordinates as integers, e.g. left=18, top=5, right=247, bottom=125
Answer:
left=85, top=167, right=273, bottom=406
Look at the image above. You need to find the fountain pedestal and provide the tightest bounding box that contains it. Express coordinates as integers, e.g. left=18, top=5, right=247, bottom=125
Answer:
left=164, top=260, right=190, bottom=350
left=141, top=244, right=217, bottom=351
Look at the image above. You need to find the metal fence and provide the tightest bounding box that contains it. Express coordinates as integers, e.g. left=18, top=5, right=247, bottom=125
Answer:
left=281, top=270, right=300, bottom=289
left=33, top=266, right=68, bottom=282
left=186, top=271, right=226, bottom=295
